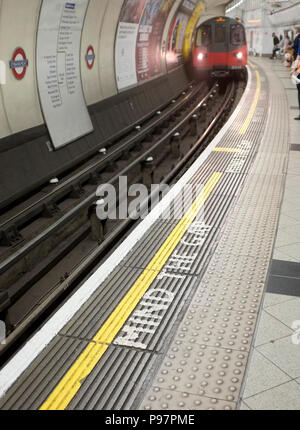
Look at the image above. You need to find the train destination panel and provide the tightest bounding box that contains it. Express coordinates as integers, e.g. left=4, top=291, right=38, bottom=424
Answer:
left=37, top=0, right=93, bottom=149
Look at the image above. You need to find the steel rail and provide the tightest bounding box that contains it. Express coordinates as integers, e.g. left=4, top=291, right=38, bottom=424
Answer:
left=0, top=80, right=236, bottom=360
left=0, top=84, right=203, bottom=234
left=0, top=84, right=218, bottom=276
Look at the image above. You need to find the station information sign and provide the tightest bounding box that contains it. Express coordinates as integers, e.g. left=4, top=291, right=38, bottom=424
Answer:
left=9, top=48, right=28, bottom=80
left=85, top=45, right=95, bottom=69
left=37, top=0, right=93, bottom=149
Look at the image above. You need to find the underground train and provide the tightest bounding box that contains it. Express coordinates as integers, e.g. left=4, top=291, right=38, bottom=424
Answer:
left=192, top=16, right=248, bottom=79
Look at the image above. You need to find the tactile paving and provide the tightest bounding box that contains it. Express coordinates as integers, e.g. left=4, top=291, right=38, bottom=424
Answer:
left=139, top=60, right=290, bottom=410
left=140, top=341, right=246, bottom=409
left=176, top=305, right=257, bottom=352
left=67, top=346, right=158, bottom=410
left=143, top=387, right=236, bottom=410
left=0, top=336, right=88, bottom=410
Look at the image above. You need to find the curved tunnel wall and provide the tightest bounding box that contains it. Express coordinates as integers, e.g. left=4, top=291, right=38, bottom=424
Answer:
left=0, top=0, right=214, bottom=207
left=0, top=0, right=44, bottom=138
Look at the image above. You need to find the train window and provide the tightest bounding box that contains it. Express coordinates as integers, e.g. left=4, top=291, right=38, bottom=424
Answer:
left=215, top=24, right=226, bottom=44
left=231, top=24, right=245, bottom=45
left=196, top=26, right=211, bottom=47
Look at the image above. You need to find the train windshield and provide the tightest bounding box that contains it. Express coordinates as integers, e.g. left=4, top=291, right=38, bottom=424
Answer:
left=215, top=24, right=226, bottom=43
left=230, top=24, right=246, bottom=45
left=196, top=25, right=211, bottom=47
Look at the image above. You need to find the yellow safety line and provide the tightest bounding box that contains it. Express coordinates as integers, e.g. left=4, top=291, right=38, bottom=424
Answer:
left=248, top=60, right=255, bottom=69
left=239, top=70, right=261, bottom=135
left=213, top=148, right=241, bottom=153
left=40, top=172, right=222, bottom=410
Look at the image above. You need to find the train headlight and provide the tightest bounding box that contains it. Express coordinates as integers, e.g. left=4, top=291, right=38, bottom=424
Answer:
left=198, top=53, right=204, bottom=61
left=236, top=52, right=243, bottom=60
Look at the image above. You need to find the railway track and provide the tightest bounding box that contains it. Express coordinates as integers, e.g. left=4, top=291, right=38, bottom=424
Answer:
left=0, top=76, right=246, bottom=364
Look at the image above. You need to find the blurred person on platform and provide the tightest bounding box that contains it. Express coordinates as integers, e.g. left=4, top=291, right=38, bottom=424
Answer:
left=279, top=35, right=285, bottom=51
left=285, top=41, right=294, bottom=67
left=290, top=42, right=300, bottom=120
left=292, top=27, right=300, bottom=60
left=270, top=33, right=280, bottom=59
left=284, top=33, right=290, bottom=51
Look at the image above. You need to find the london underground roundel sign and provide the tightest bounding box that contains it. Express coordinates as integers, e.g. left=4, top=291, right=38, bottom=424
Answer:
left=85, top=45, right=95, bottom=69
left=9, top=48, right=28, bottom=80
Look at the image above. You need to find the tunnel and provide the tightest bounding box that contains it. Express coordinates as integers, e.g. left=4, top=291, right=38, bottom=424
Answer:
left=0, top=0, right=226, bottom=208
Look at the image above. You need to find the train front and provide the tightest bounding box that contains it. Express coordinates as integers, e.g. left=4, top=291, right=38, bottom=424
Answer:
left=193, top=17, right=247, bottom=79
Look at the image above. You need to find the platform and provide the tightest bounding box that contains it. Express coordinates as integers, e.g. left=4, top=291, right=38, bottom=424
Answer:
left=0, top=56, right=299, bottom=411
left=240, top=57, right=300, bottom=410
